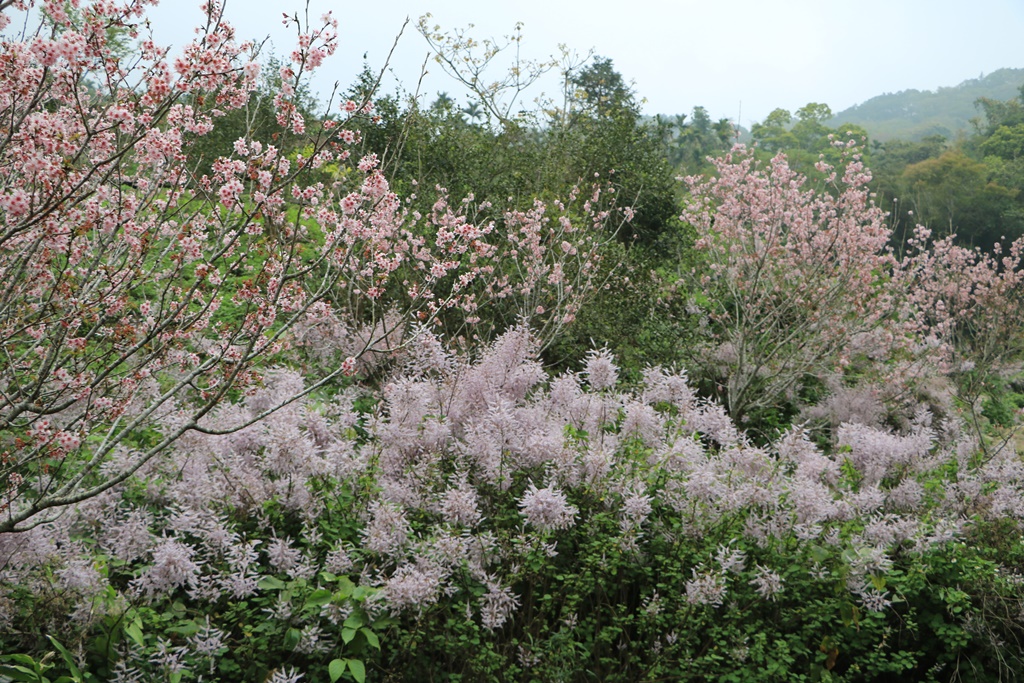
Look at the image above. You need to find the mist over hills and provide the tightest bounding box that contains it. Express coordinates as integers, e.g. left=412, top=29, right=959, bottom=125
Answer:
left=829, top=68, right=1024, bottom=142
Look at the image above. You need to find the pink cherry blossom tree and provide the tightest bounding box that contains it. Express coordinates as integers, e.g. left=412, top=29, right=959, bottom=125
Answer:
left=896, top=225, right=1024, bottom=452
left=681, top=141, right=902, bottom=423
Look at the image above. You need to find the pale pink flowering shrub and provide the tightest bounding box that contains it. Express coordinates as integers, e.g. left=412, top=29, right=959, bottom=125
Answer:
left=379, top=561, right=446, bottom=613
left=1, top=325, right=1024, bottom=677
left=748, top=564, right=784, bottom=600
left=479, top=581, right=520, bottom=630
left=130, top=538, right=201, bottom=601
left=362, top=500, right=412, bottom=557
left=439, top=480, right=483, bottom=527
left=685, top=567, right=727, bottom=607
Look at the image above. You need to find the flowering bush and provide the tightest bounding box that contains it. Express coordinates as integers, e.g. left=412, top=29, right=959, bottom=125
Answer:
left=4, top=326, right=1024, bottom=680
left=896, top=224, right=1024, bottom=449
left=0, top=0, right=617, bottom=534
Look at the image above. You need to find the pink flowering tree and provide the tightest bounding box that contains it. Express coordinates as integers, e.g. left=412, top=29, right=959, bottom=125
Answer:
left=680, top=141, right=904, bottom=424
left=896, top=225, right=1024, bottom=449
left=0, top=0, right=615, bottom=533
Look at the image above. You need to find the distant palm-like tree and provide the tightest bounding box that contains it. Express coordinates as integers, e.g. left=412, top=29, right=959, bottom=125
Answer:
left=462, top=101, right=485, bottom=124
left=432, top=91, right=454, bottom=111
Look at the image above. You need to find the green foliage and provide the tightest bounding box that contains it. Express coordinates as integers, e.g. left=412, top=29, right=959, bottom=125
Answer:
left=0, top=637, right=89, bottom=683
left=980, top=123, right=1024, bottom=160
left=371, top=492, right=1024, bottom=682
left=543, top=242, right=697, bottom=381
left=901, top=150, right=1021, bottom=246
left=750, top=103, right=870, bottom=176
left=658, top=106, right=735, bottom=174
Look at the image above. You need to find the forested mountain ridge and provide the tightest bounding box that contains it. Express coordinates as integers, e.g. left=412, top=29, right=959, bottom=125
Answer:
left=829, top=67, right=1024, bottom=141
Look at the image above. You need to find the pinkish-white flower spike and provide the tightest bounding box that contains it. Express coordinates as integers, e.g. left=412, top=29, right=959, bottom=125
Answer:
left=518, top=483, right=577, bottom=532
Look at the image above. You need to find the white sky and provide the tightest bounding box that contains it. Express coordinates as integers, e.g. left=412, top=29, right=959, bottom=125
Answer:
left=143, top=0, right=1024, bottom=127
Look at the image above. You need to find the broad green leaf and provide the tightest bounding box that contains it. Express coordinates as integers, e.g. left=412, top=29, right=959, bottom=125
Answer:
left=1, top=656, right=38, bottom=668
left=347, top=659, right=366, bottom=683
left=839, top=601, right=859, bottom=626
left=283, top=628, right=302, bottom=651
left=328, top=659, right=346, bottom=682
left=360, top=628, right=380, bottom=649
left=304, top=589, right=333, bottom=609
left=335, top=576, right=356, bottom=599
left=124, top=621, right=145, bottom=646
left=343, top=613, right=365, bottom=629
left=341, top=627, right=356, bottom=645
left=257, top=576, right=287, bottom=590
left=46, top=637, right=81, bottom=680
left=0, top=664, right=44, bottom=682
left=809, top=545, right=830, bottom=563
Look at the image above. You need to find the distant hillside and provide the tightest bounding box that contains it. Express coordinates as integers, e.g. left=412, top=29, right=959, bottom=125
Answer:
left=830, top=68, right=1024, bottom=142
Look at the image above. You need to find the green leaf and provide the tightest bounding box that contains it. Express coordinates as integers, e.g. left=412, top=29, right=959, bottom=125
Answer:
left=359, top=628, right=380, bottom=650
left=1, top=656, right=38, bottom=669
left=343, top=613, right=365, bottom=629
left=124, top=621, right=145, bottom=647
left=839, top=600, right=859, bottom=626
left=0, top=665, right=44, bottom=682
left=328, top=659, right=347, bottom=682
left=342, top=627, right=356, bottom=645
left=45, top=637, right=81, bottom=681
left=372, top=616, right=398, bottom=630
left=258, top=576, right=287, bottom=590
left=304, top=589, right=333, bottom=609
left=283, top=628, right=302, bottom=651
left=347, top=659, right=366, bottom=683
left=335, top=576, right=356, bottom=599
left=809, top=545, right=830, bottom=563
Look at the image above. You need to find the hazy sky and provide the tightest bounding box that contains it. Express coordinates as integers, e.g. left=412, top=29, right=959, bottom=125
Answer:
left=144, top=0, right=1024, bottom=127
